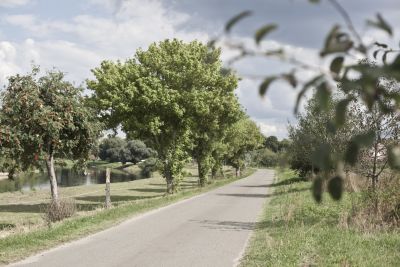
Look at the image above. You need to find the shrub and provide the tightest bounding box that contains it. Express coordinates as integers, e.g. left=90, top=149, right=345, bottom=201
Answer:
left=346, top=171, right=400, bottom=230
left=250, top=148, right=278, bottom=167
left=139, top=158, right=158, bottom=178
left=42, top=199, right=76, bottom=224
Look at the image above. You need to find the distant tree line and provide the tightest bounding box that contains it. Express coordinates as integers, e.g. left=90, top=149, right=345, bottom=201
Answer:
left=98, top=137, right=156, bottom=164
left=249, top=135, right=291, bottom=168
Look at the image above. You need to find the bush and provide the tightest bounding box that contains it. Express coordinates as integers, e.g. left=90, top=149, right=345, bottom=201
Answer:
left=250, top=148, right=278, bottom=167
left=139, top=158, right=158, bottom=178
left=98, top=137, right=156, bottom=164
left=42, top=199, right=76, bottom=224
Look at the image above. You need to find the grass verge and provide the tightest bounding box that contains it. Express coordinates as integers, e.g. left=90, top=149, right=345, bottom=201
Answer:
left=0, top=168, right=255, bottom=265
left=240, top=168, right=400, bottom=267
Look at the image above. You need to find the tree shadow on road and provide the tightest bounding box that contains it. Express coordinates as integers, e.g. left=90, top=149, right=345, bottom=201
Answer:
left=217, top=187, right=310, bottom=198
left=190, top=219, right=257, bottom=231
left=239, top=176, right=307, bottom=188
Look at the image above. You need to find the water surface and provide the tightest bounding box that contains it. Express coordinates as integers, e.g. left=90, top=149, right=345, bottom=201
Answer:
left=0, top=167, right=140, bottom=193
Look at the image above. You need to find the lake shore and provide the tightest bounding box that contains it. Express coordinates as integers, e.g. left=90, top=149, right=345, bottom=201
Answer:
left=0, top=173, right=8, bottom=181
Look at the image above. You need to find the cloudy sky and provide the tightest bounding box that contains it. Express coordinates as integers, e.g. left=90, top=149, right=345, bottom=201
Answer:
left=0, top=0, right=399, bottom=138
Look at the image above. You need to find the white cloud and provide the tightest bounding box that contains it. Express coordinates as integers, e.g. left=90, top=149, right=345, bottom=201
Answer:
left=0, top=0, right=30, bottom=7
left=257, top=122, right=277, bottom=136
left=255, top=120, right=289, bottom=139
left=4, top=15, right=54, bottom=37
left=1, top=0, right=209, bottom=86
left=0, top=41, right=19, bottom=82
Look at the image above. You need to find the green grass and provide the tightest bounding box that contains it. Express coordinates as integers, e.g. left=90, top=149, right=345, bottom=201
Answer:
left=0, top=167, right=255, bottom=265
left=0, top=162, right=185, bottom=231
left=241, top=169, right=400, bottom=267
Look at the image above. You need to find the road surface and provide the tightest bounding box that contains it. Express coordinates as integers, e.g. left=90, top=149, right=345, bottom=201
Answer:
left=11, top=169, right=274, bottom=267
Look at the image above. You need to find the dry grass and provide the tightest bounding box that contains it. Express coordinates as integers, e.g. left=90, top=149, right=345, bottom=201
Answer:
left=42, top=199, right=77, bottom=224
left=344, top=171, right=400, bottom=231
left=343, top=171, right=368, bottom=192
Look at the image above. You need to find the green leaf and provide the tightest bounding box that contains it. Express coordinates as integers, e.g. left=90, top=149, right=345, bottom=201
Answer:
left=374, top=42, right=388, bottom=48
left=345, top=141, right=359, bottom=166
left=320, top=25, right=353, bottom=57
left=335, top=98, right=351, bottom=127
left=354, top=130, right=375, bottom=147
left=326, top=120, right=336, bottom=134
left=373, top=50, right=379, bottom=60
left=255, top=24, right=278, bottom=45
left=225, top=11, right=252, bottom=33
left=383, top=51, right=389, bottom=64
left=207, top=39, right=217, bottom=49
left=367, top=13, right=393, bottom=36
left=259, top=76, right=278, bottom=96
left=345, top=131, right=376, bottom=166
left=388, top=145, right=400, bottom=170
left=312, top=176, right=323, bottom=203
left=315, top=82, right=331, bottom=111
left=265, top=49, right=284, bottom=57
left=282, top=72, right=297, bottom=88
left=309, top=0, right=320, bottom=3
left=328, top=175, right=343, bottom=200
left=294, top=75, right=324, bottom=113
left=312, top=143, right=331, bottom=171
left=330, top=56, right=344, bottom=76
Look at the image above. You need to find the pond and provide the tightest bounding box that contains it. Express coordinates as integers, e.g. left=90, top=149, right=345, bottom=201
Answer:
left=0, top=167, right=141, bottom=193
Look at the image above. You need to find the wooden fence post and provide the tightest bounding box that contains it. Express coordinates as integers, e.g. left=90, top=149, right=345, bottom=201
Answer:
left=105, top=168, right=111, bottom=209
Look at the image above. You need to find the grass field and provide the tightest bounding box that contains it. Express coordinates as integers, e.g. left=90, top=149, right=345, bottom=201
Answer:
left=0, top=162, right=254, bottom=265
left=240, top=169, right=400, bottom=266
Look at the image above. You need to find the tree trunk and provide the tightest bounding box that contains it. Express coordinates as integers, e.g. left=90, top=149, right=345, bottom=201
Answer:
left=198, top=161, right=207, bottom=187
left=166, top=177, right=174, bottom=194
left=105, top=168, right=111, bottom=209
left=211, top=165, right=218, bottom=180
left=235, top=166, right=241, bottom=177
left=164, top=163, right=174, bottom=194
left=220, top=166, right=225, bottom=179
left=45, top=153, right=59, bottom=202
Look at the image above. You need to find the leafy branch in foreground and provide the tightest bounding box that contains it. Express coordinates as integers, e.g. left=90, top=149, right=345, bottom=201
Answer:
left=212, top=0, right=400, bottom=201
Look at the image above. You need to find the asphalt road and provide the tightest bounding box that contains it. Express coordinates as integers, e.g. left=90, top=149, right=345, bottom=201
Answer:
left=12, top=169, right=274, bottom=267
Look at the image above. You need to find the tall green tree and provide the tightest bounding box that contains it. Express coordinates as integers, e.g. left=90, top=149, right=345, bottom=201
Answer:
left=188, top=69, right=242, bottom=187
left=225, top=117, right=264, bottom=176
left=263, top=136, right=279, bottom=152
left=351, top=80, right=400, bottom=191
left=98, top=137, right=126, bottom=162
left=288, top=92, right=361, bottom=178
left=88, top=39, right=239, bottom=192
left=0, top=68, right=100, bottom=202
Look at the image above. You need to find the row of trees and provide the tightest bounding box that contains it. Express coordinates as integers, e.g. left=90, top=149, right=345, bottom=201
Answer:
left=248, top=136, right=291, bottom=168
left=263, top=136, right=290, bottom=153
left=0, top=39, right=264, bottom=202
left=88, top=39, right=263, bottom=192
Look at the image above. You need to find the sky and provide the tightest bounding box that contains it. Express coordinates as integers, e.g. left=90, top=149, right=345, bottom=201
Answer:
left=0, top=0, right=399, bottom=139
